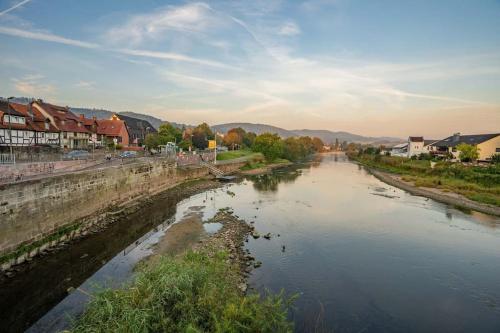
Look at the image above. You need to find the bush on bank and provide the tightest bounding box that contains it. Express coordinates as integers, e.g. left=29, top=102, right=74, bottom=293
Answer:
left=349, top=152, right=500, bottom=206
left=71, top=251, right=295, bottom=333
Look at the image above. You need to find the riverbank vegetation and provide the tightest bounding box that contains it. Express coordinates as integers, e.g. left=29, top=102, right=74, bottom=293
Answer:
left=349, top=152, right=500, bottom=206
left=72, top=250, right=294, bottom=332
left=252, top=133, right=325, bottom=162
left=216, top=149, right=262, bottom=161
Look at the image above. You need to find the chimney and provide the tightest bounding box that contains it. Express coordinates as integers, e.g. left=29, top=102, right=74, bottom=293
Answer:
left=80, top=114, right=85, bottom=121
left=92, top=116, right=97, bottom=121
left=453, top=132, right=460, bottom=142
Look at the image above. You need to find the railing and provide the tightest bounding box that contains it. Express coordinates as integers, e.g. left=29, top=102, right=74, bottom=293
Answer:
left=0, top=153, right=15, bottom=164
left=200, top=160, right=225, bottom=177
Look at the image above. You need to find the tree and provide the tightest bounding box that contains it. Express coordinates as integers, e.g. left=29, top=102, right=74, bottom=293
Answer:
left=283, top=137, right=302, bottom=161
left=158, top=123, right=182, bottom=145
left=196, top=123, right=214, bottom=140
left=192, top=131, right=208, bottom=150
left=191, top=123, right=215, bottom=150
left=223, top=128, right=245, bottom=149
left=243, top=132, right=256, bottom=148
left=312, top=137, right=324, bottom=152
left=253, top=133, right=284, bottom=161
left=334, top=138, right=339, bottom=151
left=456, top=143, right=480, bottom=162
left=144, top=133, right=161, bottom=151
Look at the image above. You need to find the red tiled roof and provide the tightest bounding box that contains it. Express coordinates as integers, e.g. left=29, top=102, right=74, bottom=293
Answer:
left=8, top=102, right=60, bottom=132
left=82, top=117, right=97, bottom=126
left=35, top=101, right=90, bottom=133
left=97, top=116, right=127, bottom=137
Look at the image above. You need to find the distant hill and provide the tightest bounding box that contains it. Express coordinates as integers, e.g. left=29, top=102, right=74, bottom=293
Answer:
left=212, top=123, right=402, bottom=144
left=212, top=123, right=294, bottom=138
left=71, top=107, right=114, bottom=120
left=119, top=112, right=165, bottom=129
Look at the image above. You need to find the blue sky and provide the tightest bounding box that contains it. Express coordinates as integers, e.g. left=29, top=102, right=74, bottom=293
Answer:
left=0, top=0, right=499, bottom=137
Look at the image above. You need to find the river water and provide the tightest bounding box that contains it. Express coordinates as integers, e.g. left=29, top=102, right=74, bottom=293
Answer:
left=4, top=153, right=500, bottom=332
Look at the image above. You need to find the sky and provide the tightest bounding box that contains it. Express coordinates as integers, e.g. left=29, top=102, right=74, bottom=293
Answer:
left=0, top=0, right=499, bottom=138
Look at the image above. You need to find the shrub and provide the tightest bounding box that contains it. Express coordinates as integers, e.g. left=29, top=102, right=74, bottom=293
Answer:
left=72, top=251, right=295, bottom=332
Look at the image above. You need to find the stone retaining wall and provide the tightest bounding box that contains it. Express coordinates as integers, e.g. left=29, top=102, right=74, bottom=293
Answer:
left=0, top=158, right=245, bottom=262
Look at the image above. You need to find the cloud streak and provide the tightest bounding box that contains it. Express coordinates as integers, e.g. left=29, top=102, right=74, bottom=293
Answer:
left=0, top=0, right=32, bottom=17
left=0, top=26, right=238, bottom=69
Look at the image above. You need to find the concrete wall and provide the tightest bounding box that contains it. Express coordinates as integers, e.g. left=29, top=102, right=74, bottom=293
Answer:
left=0, top=158, right=244, bottom=258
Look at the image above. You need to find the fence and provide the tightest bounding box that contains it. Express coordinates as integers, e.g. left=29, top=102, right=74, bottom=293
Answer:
left=176, top=152, right=215, bottom=166
left=0, top=154, right=15, bottom=165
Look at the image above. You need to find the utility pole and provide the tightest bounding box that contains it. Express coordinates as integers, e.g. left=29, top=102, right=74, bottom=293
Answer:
left=7, top=97, right=14, bottom=164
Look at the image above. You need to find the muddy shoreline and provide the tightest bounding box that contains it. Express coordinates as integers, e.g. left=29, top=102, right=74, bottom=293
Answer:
left=368, top=169, right=500, bottom=217
left=0, top=177, right=223, bottom=333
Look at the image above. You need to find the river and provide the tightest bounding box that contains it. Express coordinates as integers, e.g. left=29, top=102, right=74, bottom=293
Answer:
left=3, top=153, right=500, bottom=332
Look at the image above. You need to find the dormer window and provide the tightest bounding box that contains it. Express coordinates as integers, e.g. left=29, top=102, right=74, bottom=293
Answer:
left=4, top=115, right=26, bottom=125
left=45, top=122, right=49, bottom=130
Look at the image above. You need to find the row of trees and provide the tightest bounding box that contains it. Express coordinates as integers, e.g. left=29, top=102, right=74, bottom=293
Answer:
left=252, top=133, right=325, bottom=161
left=144, top=122, right=326, bottom=161
left=144, top=122, right=215, bottom=151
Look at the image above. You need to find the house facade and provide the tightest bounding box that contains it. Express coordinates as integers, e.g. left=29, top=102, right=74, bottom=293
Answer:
left=407, top=136, right=424, bottom=157
left=96, top=114, right=130, bottom=146
left=33, top=100, right=91, bottom=149
left=430, top=133, right=500, bottom=161
left=10, top=102, right=60, bottom=146
left=0, top=100, right=35, bottom=147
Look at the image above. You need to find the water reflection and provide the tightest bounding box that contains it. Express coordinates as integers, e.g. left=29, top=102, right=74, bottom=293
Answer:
left=248, top=168, right=302, bottom=192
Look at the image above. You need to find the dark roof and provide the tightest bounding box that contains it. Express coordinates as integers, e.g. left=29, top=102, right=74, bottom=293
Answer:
left=117, top=114, right=156, bottom=140
left=432, top=133, right=499, bottom=148
left=408, top=136, right=423, bottom=142
left=424, top=139, right=439, bottom=146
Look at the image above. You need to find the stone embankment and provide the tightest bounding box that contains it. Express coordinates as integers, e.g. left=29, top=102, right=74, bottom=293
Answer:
left=0, top=158, right=245, bottom=270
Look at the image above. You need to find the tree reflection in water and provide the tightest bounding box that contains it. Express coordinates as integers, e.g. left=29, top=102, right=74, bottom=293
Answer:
left=248, top=167, right=302, bottom=192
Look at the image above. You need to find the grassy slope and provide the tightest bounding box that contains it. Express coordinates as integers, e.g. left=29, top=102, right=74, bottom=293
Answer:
left=216, top=150, right=262, bottom=161
left=72, top=250, right=294, bottom=333
left=350, top=153, right=500, bottom=206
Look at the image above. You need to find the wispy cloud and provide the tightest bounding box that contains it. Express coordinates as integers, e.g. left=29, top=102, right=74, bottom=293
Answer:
left=0, top=26, right=99, bottom=48
left=104, top=2, right=219, bottom=46
left=12, top=74, right=56, bottom=95
left=75, top=80, right=95, bottom=89
left=0, top=0, right=32, bottom=17
left=0, top=26, right=239, bottom=69
left=118, top=49, right=239, bottom=70
left=277, top=21, right=301, bottom=36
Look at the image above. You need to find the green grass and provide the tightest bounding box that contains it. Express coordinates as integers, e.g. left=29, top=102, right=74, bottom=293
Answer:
left=216, top=150, right=262, bottom=161
left=71, top=250, right=295, bottom=333
left=240, top=157, right=290, bottom=171
left=240, top=161, right=267, bottom=171
left=350, top=153, right=500, bottom=206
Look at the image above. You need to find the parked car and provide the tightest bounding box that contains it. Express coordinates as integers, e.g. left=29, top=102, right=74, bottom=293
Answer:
left=63, top=150, right=90, bottom=160
left=119, top=151, right=137, bottom=158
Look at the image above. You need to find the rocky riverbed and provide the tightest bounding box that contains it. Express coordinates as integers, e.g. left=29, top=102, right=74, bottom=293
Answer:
left=147, top=207, right=258, bottom=294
